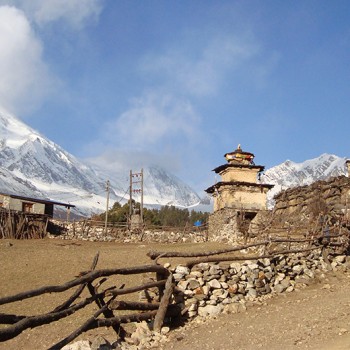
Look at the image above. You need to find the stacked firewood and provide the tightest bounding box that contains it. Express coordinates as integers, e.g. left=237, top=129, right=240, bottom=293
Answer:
left=0, top=208, right=48, bottom=239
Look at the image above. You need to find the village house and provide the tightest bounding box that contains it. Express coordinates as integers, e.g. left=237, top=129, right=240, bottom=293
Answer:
left=0, top=192, right=75, bottom=219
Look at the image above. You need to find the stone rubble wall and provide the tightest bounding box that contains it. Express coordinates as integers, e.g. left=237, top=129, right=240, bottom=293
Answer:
left=207, top=208, right=272, bottom=244
left=49, top=220, right=207, bottom=243
left=207, top=208, right=241, bottom=243
left=168, top=251, right=348, bottom=318
left=273, top=175, right=350, bottom=220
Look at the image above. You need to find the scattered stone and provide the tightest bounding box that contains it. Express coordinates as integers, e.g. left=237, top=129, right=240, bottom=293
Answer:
left=90, top=336, right=112, bottom=350
left=208, top=279, right=221, bottom=289
left=62, top=340, right=91, bottom=350
left=198, top=304, right=223, bottom=317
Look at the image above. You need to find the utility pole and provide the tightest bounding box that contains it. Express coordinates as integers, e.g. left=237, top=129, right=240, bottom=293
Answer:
left=140, top=168, right=144, bottom=223
left=104, top=180, right=110, bottom=236
left=129, top=170, right=133, bottom=218
left=129, top=169, right=144, bottom=228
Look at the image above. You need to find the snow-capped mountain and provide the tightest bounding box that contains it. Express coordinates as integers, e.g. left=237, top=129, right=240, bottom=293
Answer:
left=0, top=107, right=201, bottom=216
left=261, top=153, right=348, bottom=207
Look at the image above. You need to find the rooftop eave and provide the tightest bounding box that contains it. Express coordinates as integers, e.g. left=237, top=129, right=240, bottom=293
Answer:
left=213, top=163, right=265, bottom=174
left=205, top=181, right=274, bottom=194
left=0, top=192, right=76, bottom=208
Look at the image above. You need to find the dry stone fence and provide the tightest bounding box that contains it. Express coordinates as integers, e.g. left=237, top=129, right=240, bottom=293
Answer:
left=49, top=219, right=208, bottom=244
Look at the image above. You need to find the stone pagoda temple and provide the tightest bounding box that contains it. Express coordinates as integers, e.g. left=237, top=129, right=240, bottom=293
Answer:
left=205, top=145, right=274, bottom=241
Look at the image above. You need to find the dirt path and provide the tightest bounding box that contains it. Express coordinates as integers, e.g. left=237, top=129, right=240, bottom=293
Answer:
left=1, top=239, right=350, bottom=350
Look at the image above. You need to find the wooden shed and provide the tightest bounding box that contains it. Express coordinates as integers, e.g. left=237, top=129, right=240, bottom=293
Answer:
left=0, top=193, right=75, bottom=218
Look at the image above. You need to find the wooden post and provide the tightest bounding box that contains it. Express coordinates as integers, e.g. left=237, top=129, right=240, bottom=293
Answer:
left=66, top=207, right=71, bottom=223
left=153, top=273, right=173, bottom=332
left=104, top=180, right=110, bottom=236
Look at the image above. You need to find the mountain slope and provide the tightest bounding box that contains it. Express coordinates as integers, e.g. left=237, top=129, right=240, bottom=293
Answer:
left=261, top=153, right=348, bottom=207
left=0, top=107, right=201, bottom=216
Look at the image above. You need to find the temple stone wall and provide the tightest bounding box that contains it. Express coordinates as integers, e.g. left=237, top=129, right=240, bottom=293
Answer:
left=214, top=185, right=268, bottom=211
left=221, top=168, right=259, bottom=183
left=207, top=208, right=241, bottom=243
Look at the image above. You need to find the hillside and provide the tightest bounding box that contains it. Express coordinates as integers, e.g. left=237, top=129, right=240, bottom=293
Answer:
left=262, top=153, right=348, bottom=207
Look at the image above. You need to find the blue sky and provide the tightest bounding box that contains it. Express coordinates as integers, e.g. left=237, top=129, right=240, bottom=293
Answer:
left=0, top=0, right=349, bottom=194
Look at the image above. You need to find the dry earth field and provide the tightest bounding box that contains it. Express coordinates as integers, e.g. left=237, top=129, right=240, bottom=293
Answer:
left=1, top=238, right=350, bottom=350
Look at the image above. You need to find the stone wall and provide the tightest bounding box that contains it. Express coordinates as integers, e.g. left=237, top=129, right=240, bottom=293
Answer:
left=169, top=251, right=348, bottom=319
left=207, top=209, right=271, bottom=244
left=214, top=184, right=268, bottom=211
left=207, top=208, right=241, bottom=243
left=221, top=167, right=259, bottom=183
left=273, top=175, right=350, bottom=223
left=49, top=220, right=207, bottom=244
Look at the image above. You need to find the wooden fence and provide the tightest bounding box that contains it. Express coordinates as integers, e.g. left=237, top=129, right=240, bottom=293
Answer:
left=0, top=253, right=181, bottom=349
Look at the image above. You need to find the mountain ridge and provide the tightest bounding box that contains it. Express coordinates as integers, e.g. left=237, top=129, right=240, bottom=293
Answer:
left=262, top=153, right=348, bottom=207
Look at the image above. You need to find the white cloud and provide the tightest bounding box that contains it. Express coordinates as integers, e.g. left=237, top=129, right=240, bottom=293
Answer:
left=0, top=6, right=55, bottom=114
left=87, top=149, right=182, bottom=175
left=106, top=92, right=200, bottom=150
left=0, top=0, right=103, bottom=28
left=141, top=35, right=259, bottom=97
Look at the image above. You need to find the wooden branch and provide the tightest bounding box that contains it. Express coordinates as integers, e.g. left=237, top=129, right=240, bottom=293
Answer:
left=147, top=237, right=325, bottom=261
left=48, top=297, right=115, bottom=350
left=51, top=302, right=182, bottom=350
left=0, top=293, right=101, bottom=341
left=185, top=247, right=320, bottom=268
left=106, top=280, right=167, bottom=297
left=0, top=313, right=26, bottom=325
left=52, top=252, right=100, bottom=313
left=109, top=300, right=160, bottom=311
left=87, top=282, right=127, bottom=339
left=50, top=309, right=160, bottom=349
left=147, top=233, right=349, bottom=261
left=154, top=274, right=174, bottom=332
left=0, top=264, right=168, bottom=306
left=147, top=242, right=268, bottom=260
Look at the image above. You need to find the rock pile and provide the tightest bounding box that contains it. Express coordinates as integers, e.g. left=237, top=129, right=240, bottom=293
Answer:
left=170, top=252, right=349, bottom=318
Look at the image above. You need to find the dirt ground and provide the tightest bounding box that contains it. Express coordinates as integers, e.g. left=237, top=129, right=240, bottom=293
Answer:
left=1, top=238, right=350, bottom=350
